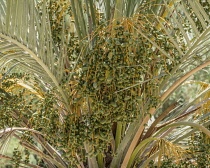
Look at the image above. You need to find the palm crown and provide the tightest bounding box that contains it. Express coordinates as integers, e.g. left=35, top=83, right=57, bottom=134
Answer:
left=0, top=0, right=210, bottom=167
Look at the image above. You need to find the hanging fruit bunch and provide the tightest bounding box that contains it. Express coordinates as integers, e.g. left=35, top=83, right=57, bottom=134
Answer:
left=68, top=16, right=185, bottom=159
left=0, top=2, right=189, bottom=166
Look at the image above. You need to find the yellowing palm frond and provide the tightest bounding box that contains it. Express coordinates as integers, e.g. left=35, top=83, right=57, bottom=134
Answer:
left=5, top=79, right=44, bottom=99
left=147, top=138, right=190, bottom=167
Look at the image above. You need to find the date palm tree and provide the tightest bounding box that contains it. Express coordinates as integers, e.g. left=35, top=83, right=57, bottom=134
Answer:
left=0, top=0, right=210, bottom=167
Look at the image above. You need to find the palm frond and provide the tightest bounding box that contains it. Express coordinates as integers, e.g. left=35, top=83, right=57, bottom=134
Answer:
left=0, top=0, right=69, bottom=107
left=0, top=153, right=41, bottom=168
